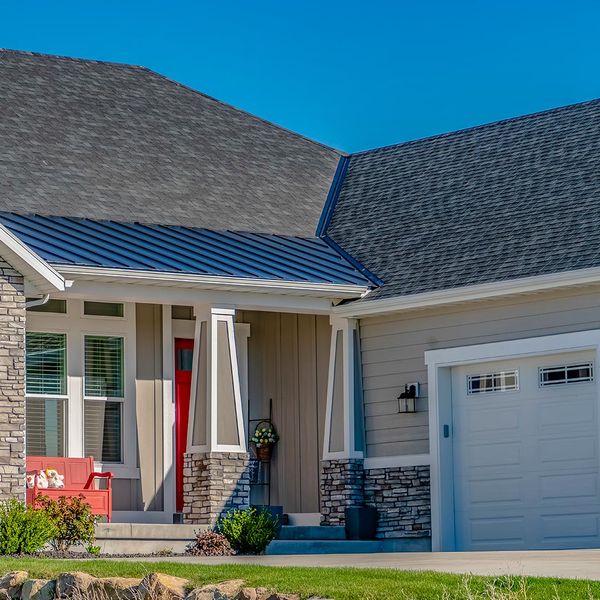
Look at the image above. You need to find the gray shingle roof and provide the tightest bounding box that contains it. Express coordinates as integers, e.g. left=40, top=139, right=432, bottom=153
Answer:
left=326, top=99, right=600, bottom=301
left=0, top=49, right=340, bottom=237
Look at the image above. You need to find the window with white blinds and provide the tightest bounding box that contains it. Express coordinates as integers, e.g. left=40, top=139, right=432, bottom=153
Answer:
left=25, top=332, right=67, bottom=457
left=26, top=332, right=66, bottom=395
left=84, top=336, right=124, bottom=398
left=26, top=398, right=65, bottom=457
left=84, top=400, right=122, bottom=463
left=84, top=335, right=124, bottom=463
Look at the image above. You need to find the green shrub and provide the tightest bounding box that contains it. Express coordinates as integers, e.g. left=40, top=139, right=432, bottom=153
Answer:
left=217, top=507, right=278, bottom=554
left=0, top=499, right=57, bottom=555
left=35, top=494, right=98, bottom=552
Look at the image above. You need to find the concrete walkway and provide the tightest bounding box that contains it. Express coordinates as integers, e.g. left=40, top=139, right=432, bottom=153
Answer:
left=121, top=550, right=600, bottom=580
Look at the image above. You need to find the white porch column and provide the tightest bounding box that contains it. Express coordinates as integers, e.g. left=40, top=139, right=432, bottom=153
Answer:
left=188, top=305, right=247, bottom=453
left=323, top=316, right=365, bottom=460
left=320, top=316, right=366, bottom=525
left=183, top=305, right=250, bottom=525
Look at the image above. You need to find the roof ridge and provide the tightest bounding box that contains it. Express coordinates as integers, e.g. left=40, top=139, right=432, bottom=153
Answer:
left=138, top=67, right=345, bottom=155
left=0, top=48, right=343, bottom=155
left=351, top=96, right=600, bottom=157
left=0, top=47, right=145, bottom=71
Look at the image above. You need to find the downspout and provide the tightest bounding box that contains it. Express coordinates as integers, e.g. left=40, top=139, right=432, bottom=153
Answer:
left=25, top=294, right=50, bottom=309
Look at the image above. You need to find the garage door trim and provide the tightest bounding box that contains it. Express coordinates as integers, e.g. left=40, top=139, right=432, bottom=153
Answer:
left=424, top=329, right=600, bottom=552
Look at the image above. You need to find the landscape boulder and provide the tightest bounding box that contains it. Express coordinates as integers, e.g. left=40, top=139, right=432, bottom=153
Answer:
left=19, top=579, right=55, bottom=600
left=138, top=573, right=189, bottom=600
left=0, top=571, right=28, bottom=600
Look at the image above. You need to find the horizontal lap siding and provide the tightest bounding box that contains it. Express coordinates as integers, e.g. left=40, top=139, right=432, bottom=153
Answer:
left=360, top=285, right=600, bottom=458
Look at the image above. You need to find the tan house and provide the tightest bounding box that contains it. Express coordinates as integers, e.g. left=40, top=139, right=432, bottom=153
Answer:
left=3, top=49, right=600, bottom=553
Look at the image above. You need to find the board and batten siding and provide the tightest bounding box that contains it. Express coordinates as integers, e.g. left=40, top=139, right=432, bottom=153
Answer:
left=112, top=303, right=164, bottom=512
left=238, top=311, right=330, bottom=514
left=360, top=285, right=600, bottom=458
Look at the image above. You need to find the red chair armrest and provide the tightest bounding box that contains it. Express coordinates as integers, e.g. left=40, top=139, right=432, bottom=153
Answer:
left=84, top=471, right=113, bottom=490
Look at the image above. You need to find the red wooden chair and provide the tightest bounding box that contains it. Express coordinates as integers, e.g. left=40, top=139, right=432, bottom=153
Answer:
left=26, top=456, right=113, bottom=522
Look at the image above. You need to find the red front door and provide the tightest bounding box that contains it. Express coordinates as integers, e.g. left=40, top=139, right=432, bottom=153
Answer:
left=175, top=338, right=194, bottom=513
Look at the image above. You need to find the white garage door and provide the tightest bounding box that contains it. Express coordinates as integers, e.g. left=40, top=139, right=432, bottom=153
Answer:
left=452, top=350, right=600, bottom=551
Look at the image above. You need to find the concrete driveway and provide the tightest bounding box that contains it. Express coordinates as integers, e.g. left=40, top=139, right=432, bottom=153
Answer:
left=123, top=549, right=600, bottom=580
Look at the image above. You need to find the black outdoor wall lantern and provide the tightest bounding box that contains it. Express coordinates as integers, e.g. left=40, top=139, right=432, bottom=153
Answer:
left=397, top=382, right=419, bottom=413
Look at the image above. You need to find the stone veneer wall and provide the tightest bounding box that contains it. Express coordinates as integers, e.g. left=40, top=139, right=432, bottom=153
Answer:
left=320, top=458, right=364, bottom=526
left=320, top=458, right=431, bottom=538
left=182, top=451, right=250, bottom=525
left=0, top=259, right=25, bottom=502
left=364, top=465, right=431, bottom=538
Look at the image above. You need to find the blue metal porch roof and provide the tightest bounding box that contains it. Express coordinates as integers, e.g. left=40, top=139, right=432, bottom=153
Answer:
left=0, top=213, right=371, bottom=287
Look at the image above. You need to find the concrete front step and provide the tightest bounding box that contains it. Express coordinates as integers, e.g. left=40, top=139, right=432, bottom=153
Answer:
left=278, top=526, right=345, bottom=540
left=95, top=523, right=204, bottom=554
left=265, top=537, right=432, bottom=555
left=285, top=512, right=321, bottom=526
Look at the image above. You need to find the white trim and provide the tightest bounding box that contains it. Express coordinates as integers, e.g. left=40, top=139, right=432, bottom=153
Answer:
left=425, top=328, right=600, bottom=552
left=333, top=266, right=600, bottom=318
left=162, top=305, right=176, bottom=518
left=363, top=454, right=430, bottom=470
left=322, top=317, right=364, bottom=460
left=57, top=265, right=368, bottom=299
left=26, top=299, right=137, bottom=474
left=59, top=279, right=337, bottom=315
left=0, top=223, right=66, bottom=293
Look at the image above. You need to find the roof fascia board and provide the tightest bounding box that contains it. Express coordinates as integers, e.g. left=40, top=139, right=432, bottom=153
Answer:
left=333, top=266, right=600, bottom=317
left=58, top=278, right=336, bottom=315
left=0, top=224, right=65, bottom=292
left=56, top=265, right=369, bottom=298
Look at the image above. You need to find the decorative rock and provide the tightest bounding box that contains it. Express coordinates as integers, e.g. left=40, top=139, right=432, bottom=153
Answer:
left=0, top=571, right=27, bottom=599
left=55, top=572, right=95, bottom=598
left=19, top=579, right=55, bottom=600
left=236, top=588, right=258, bottom=600
left=138, top=573, right=189, bottom=600
left=92, top=577, right=140, bottom=600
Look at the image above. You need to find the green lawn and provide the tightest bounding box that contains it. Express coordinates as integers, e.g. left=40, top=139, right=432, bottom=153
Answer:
left=1, top=558, right=599, bottom=600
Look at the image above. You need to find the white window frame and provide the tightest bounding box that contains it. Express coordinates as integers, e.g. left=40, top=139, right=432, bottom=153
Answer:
left=25, top=331, right=69, bottom=457
left=425, top=329, right=600, bottom=552
left=26, top=299, right=137, bottom=478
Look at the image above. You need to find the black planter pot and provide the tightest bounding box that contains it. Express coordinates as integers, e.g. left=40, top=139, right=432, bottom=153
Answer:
left=344, top=505, right=378, bottom=540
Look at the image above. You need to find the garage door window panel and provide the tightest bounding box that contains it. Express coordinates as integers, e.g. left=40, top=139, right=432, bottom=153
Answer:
left=539, top=363, right=594, bottom=387
left=467, top=370, right=519, bottom=394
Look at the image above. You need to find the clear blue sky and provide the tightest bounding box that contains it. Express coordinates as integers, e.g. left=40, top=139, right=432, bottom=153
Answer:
left=3, top=1, right=600, bottom=152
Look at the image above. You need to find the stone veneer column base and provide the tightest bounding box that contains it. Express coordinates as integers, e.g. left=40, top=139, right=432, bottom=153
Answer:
left=0, top=259, right=25, bottom=502
left=364, top=465, right=431, bottom=538
left=182, top=451, right=250, bottom=525
left=320, top=458, right=364, bottom=526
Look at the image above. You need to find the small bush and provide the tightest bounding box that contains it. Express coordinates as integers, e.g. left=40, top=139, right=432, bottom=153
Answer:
left=0, top=499, right=57, bottom=555
left=217, top=507, right=278, bottom=554
left=186, top=530, right=234, bottom=556
left=35, top=494, right=98, bottom=552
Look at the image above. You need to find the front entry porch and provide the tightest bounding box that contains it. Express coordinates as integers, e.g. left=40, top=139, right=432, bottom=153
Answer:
left=24, top=294, right=363, bottom=527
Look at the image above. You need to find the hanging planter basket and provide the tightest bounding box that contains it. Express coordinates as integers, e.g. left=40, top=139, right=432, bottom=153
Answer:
left=255, top=445, right=273, bottom=462
left=251, top=420, right=279, bottom=462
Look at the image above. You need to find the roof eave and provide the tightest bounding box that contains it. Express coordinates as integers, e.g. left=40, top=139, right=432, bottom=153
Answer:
left=332, top=266, right=600, bottom=317
left=56, top=265, right=370, bottom=299
left=0, top=224, right=66, bottom=293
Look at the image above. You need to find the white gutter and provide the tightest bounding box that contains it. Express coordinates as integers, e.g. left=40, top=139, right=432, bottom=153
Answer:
left=56, top=265, right=370, bottom=299
left=332, top=266, right=600, bottom=317
left=0, top=224, right=65, bottom=293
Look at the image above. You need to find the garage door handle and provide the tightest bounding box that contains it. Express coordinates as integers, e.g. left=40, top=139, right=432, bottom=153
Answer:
left=443, top=424, right=450, bottom=438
